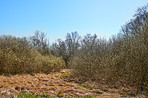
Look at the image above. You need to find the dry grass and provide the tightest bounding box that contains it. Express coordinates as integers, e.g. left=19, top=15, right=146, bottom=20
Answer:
left=0, top=69, right=146, bottom=98
left=0, top=69, right=101, bottom=97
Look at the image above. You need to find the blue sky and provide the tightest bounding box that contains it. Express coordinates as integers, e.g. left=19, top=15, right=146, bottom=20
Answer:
left=0, top=0, right=148, bottom=42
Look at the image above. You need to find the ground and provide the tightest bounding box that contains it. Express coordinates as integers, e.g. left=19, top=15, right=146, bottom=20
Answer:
left=0, top=69, right=146, bottom=98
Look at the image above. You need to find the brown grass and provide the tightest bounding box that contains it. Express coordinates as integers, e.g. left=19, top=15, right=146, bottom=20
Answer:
left=0, top=69, right=146, bottom=97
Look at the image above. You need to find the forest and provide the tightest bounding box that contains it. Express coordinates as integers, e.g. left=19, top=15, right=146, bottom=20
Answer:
left=0, top=4, right=148, bottom=97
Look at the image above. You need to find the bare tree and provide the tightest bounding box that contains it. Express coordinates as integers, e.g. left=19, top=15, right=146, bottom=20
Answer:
left=30, top=31, right=50, bottom=55
left=51, top=32, right=81, bottom=67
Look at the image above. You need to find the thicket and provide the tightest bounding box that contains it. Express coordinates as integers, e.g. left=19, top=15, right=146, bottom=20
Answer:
left=71, top=5, right=148, bottom=94
left=0, top=34, right=64, bottom=75
left=50, top=4, right=148, bottom=94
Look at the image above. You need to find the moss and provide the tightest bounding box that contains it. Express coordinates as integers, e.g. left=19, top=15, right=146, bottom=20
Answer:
left=76, top=83, right=93, bottom=90
left=61, top=72, right=70, bottom=78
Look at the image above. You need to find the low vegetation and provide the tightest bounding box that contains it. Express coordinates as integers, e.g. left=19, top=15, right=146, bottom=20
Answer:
left=0, top=3, right=148, bottom=97
left=0, top=70, right=104, bottom=97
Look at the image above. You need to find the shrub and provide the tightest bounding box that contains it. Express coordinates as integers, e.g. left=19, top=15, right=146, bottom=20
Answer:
left=71, top=4, right=148, bottom=94
left=0, top=35, right=64, bottom=75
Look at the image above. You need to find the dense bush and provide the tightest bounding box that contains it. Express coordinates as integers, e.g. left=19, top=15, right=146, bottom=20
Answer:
left=71, top=34, right=109, bottom=81
left=0, top=35, right=64, bottom=75
left=71, top=4, right=148, bottom=94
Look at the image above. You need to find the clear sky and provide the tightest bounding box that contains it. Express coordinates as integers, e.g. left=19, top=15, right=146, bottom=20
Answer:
left=0, top=0, right=148, bottom=42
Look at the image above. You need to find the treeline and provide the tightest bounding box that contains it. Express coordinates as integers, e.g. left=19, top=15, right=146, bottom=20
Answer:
left=0, top=3, right=148, bottom=94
